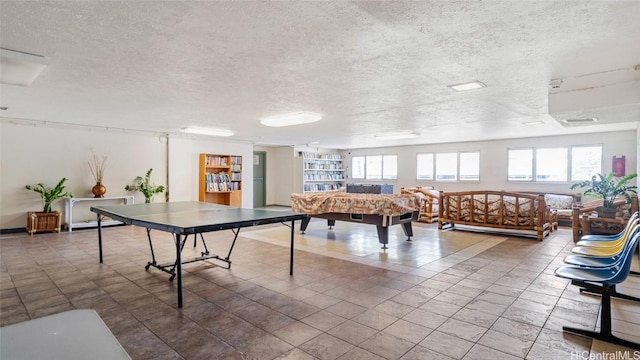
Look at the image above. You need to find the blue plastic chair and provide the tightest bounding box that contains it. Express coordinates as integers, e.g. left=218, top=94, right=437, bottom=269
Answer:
left=555, top=231, right=640, bottom=349
left=564, top=225, right=640, bottom=303
left=565, top=226, right=639, bottom=268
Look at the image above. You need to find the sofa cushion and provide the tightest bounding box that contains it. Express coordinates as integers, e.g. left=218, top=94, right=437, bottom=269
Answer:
left=544, top=194, right=574, bottom=210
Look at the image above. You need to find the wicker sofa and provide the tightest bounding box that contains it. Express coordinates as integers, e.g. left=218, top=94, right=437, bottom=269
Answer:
left=438, top=190, right=552, bottom=240
left=518, top=192, right=582, bottom=229
left=401, top=187, right=439, bottom=223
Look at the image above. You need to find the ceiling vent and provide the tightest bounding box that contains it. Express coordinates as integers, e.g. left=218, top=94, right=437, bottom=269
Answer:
left=548, top=66, right=640, bottom=127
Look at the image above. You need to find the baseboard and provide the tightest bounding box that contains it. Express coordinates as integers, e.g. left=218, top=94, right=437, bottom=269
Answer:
left=0, top=227, right=27, bottom=235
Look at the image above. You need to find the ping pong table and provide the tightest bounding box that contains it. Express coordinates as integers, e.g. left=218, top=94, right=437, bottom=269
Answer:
left=90, top=201, right=306, bottom=308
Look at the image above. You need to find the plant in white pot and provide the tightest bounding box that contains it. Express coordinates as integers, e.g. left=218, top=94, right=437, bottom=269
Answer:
left=125, top=168, right=165, bottom=203
left=25, top=177, right=73, bottom=234
left=570, top=172, right=637, bottom=218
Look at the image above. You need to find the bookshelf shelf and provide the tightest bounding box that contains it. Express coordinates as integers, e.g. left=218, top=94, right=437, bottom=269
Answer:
left=199, top=153, right=242, bottom=207
left=298, top=151, right=346, bottom=193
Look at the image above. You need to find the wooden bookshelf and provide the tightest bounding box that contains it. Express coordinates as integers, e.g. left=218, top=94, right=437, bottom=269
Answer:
left=199, top=153, right=242, bottom=207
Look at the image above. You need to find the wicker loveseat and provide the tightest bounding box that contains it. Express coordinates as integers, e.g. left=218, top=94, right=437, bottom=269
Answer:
left=438, top=190, right=552, bottom=240
left=401, top=187, right=439, bottom=223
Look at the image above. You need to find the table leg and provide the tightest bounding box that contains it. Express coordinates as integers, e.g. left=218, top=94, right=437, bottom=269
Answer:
left=376, top=226, right=389, bottom=249
left=401, top=222, right=414, bottom=240
left=290, top=219, right=294, bottom=276
left=97, top=214, right=103, bottom=263
left=300, top=217, right=310, bottom=233
left=176, top=234, right=183, bottom=308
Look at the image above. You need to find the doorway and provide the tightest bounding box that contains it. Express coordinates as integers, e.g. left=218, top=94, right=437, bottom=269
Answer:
left=253, top=151, right=266, bottom=208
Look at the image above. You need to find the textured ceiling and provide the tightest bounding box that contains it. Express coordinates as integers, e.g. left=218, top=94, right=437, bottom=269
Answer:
left=1, top=1, right=639, bottom=149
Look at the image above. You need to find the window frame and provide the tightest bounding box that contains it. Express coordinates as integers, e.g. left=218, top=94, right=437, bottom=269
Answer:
left=416, top=151, right=480, bottom=182
left=507, top=144, right=602, bottom=183
left=351, top=154, right=398, bottom=181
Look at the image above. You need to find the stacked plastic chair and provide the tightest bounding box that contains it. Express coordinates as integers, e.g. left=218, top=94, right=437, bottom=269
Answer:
left=554, top=211, right=640, bottom=349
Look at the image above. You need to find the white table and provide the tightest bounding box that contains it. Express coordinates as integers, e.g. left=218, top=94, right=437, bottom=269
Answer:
left=0, top=309, right=131, bottom=359
left=65, top=196, right=134, bottom=232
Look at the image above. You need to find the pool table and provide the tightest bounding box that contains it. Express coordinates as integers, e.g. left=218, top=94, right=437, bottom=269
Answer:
left=291, top=191, right=421, bottom=249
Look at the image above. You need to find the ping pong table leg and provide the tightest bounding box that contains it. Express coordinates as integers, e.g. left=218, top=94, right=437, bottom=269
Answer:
left=290, top=219, right=294, bottom=276
left=176, top=234, right=183, bottom=308
left=97, top=214, right=103, bottom=263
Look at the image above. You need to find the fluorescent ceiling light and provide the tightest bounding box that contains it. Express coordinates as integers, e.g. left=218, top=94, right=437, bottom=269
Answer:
left=181, top=126, right=234, bottom=137
left=0, top=48, right=49, bottom=86
left=561, top=118, right=598, bottom=124
left=375, top=131, right=419, bottom=140
left=448, top=81, right=486, bottom=92
left=522, top=121, right=544, bottom=125
left=260, top=111, right=322, bottom=127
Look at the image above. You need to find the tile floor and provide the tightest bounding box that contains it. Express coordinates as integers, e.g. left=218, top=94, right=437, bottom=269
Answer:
left=1, top=218, right=639, bottom=359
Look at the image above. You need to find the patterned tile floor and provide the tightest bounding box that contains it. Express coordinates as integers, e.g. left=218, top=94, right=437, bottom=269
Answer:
left=1, top=218, right=639, bottom=359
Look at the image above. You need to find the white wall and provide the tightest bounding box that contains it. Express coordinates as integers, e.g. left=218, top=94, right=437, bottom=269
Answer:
left=262, top=130, right=638, bottom=203
left=169, top=136, right=253, bottom=205
left=344, top=130, right=637, bottom=195
left=0, top=122, right=253, bottom=229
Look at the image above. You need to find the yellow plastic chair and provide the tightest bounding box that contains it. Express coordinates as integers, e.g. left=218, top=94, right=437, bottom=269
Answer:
left=575, top=217, right=638, bottom=249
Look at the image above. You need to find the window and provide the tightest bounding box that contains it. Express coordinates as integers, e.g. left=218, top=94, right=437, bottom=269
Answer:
left=459, top=152, right=480, bottom=181
left=536, top=148, right=568, bottom=182
left=507, top=145, right=602, bottom=182
left=382, top=155, right=398, bottom=180
left=351, top=155, right=398, bottom=180
left=366, top=155, right=382, bottom=179
left=416, top=153, right=434, bottom=180
left=571, top=146, right=602, bottom=181
left=435, top=153, right=458, bottom=181
left=508, top=149, right=533, bottom=181
left=417, top=151, right=479, bottom=181
left=352, top=156, right=365, bottom=179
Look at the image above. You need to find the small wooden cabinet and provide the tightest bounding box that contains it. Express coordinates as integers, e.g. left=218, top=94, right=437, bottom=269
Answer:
left=199, top=153, right=242, bottom=207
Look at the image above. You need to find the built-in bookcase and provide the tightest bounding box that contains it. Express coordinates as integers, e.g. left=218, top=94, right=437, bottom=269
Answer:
left=199, top=153, right=242, bottom=207
left=298, top=151, right=345, bottom=193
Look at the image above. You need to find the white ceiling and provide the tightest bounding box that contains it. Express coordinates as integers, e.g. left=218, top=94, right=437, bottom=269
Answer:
left=1, top=1, right=639, bottom=149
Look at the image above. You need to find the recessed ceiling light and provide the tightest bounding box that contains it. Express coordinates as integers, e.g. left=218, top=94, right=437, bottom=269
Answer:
left=375, top=131, right=419, bottom=140
left=0, top=48, right=49, bottom=86
left=523, top=121, right=544, bottom=125
left=260, top=111, right=322, bottom=127
left=181, top=126, right=234, bottom=137
left=0, top=106, right=7, bottom=110
left=309, top=141, right=321, bottom=145
left=448, top=81, right=486, bottom=92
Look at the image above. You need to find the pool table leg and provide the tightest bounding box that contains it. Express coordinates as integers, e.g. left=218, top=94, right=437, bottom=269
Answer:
left=327, top=219, right=336, bottom=229
left=300, top=217, right=311, bottom=234
left=401, top=222, right=414, bottom=241
left=376, top=226, right=389, bottom=249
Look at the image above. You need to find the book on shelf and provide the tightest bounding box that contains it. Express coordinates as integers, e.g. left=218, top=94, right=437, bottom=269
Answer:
left=205, top=155, right=229, bottom=167
left=205, top=172, right=239, bottom=192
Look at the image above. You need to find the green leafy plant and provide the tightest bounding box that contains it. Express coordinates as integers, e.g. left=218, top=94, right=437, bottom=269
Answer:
left=570, top=172, right=637, bottom=208
left=125, top=168, right=165, bottom=203
left=25, top=178, right=73, bottom=213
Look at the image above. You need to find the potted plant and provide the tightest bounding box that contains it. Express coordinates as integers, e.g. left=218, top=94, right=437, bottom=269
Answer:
left=88, top=151, right=109, bottom=198
left=25, top=177, right=73, bottom=234
left=125, top=168, right=165, bottom=203
left=570, top=172, right=638, bottom=218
